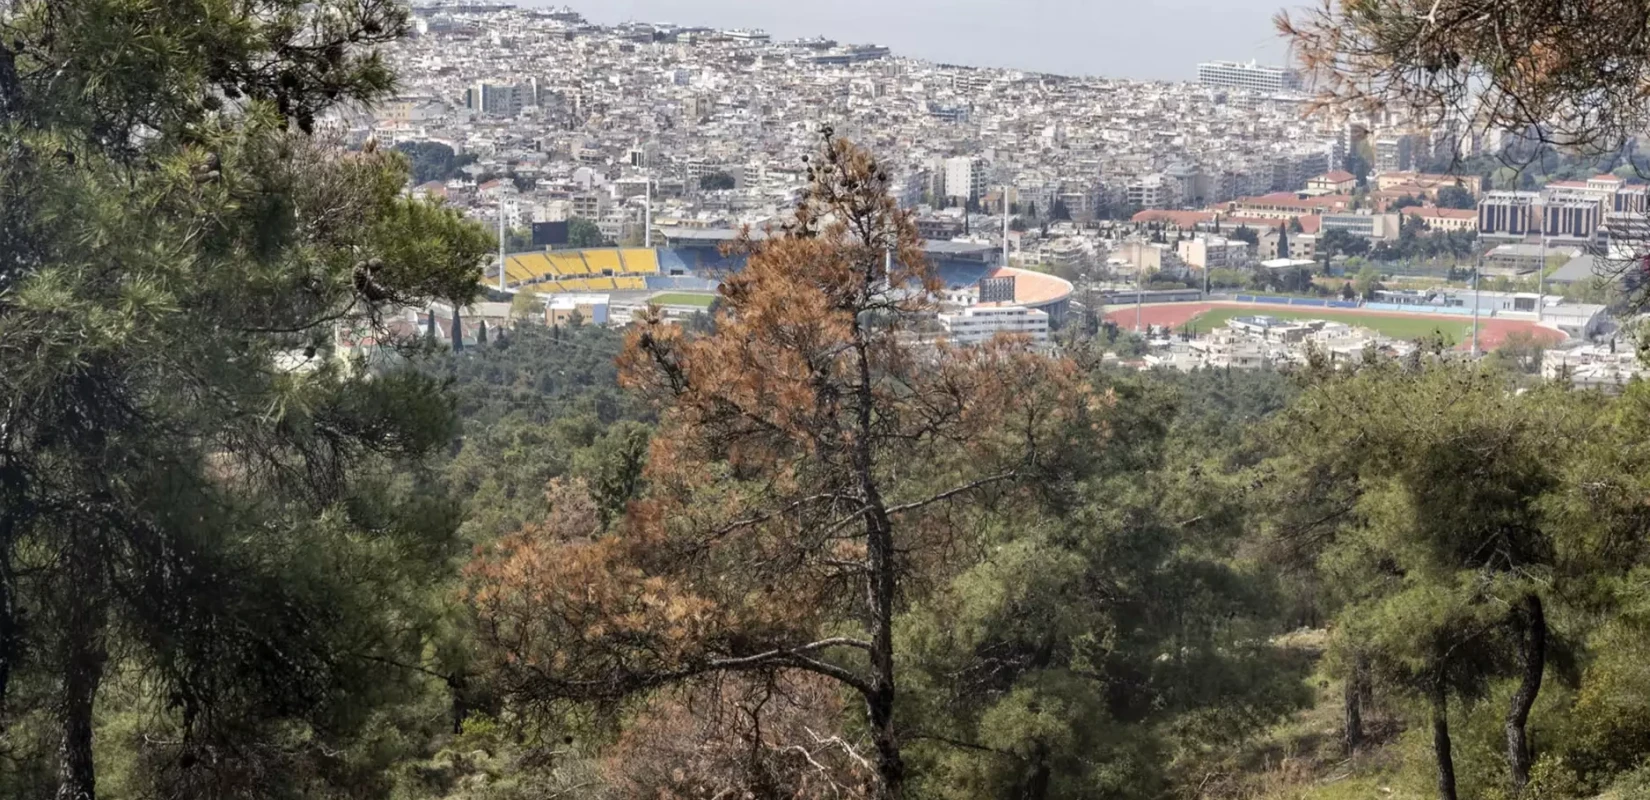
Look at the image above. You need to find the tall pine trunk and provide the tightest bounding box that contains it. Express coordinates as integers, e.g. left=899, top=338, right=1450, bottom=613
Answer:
left=55, top=582, right=107, bottom=800
left=861, top=443, right=903, bottom=799
left=1344, top=668, right=1364, bottom=753
left=855, top=314, right=903, bottom=799
left=1505, top=593, right=1546, bottom=793
left=1430, top=680, right=1458, bottom=800
left=0, top=506, right=20, bottom=732
left=1345, top=652, right=1371, bottom=753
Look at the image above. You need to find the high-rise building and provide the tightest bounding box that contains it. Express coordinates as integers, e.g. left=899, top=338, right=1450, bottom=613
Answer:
left=465, top=79, right=534, bottom=117
left=943, top=156, right=987, bottom=204
left=1374, top=135, right=1415, bottom=174
left=1196, top=60, right=1303, bottom=93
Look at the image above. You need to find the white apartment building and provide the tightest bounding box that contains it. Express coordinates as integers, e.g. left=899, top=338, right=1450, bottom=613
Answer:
left=1196, top=61, right=1303, bottom=93
left=942, top=156, right=987, bottom=203
left=1374, top=134, right=1415, bottom=174
left=938, top=305, right=1050, bottom=345
left=1126, top=174, right=1174, bottom=209
left=1177, top=235, right=1251, bottom=269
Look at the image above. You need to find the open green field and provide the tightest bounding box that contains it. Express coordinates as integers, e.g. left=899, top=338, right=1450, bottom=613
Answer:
left=1189, top=307, right=1467, bottom=345
left=648, top=292, right=717, bottom=308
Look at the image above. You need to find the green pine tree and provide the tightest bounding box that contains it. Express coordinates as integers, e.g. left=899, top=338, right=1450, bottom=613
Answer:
left=0, top=1, right=492, bottom=796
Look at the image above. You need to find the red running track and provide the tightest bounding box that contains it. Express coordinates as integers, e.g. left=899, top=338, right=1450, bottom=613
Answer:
left=1102, top=302, right=1567, bottom=351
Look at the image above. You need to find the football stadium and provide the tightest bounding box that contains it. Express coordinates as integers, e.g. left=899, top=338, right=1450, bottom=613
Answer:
left=496, top=230, right=1072, bottom=324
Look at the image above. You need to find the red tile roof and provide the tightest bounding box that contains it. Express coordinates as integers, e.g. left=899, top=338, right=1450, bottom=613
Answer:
left=1234, top=192, right=1352, bottom=210
left=1404, top=206, right=1477, bottom=219
left=1130, top=209, right=1216, bottom=227
left=1223, top=214, right=1322, bottom=234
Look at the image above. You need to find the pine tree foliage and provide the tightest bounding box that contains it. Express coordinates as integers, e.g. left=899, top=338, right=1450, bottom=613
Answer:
left=0, top=1, right=492, bottom=797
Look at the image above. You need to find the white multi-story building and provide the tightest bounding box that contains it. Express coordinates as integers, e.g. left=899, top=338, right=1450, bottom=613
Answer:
left=938, top=305, right=1050, bottom=345
left=1196, top=60, right=1303, bottom=93
left=942, top=156, right=987, bottom=203
left=1126, top=174, right=1174, bottom=209
left=466, top=79, right=536, bottom=117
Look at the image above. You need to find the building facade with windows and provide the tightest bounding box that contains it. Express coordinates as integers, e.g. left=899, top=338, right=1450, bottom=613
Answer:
left=1196, top=61, right=1302, bottom=93
left=938, top=305, right=1050, bottom=345
left=1478, top=191, right=1543, bottom=239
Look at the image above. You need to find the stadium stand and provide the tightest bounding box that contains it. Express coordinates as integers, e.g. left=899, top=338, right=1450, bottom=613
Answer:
left=548, top=252, right=590, bottom=276
left=504, top=260, right=534, bottom=283
left=503, top=247, right=724, bottom=294
left=619, top=249, right=660, bottom=274
left=934, top=261, right=992, bottom=288
left=582, top=249, right=624, bottom=276
left=505, top=254, right=551, bottom=282
left=658, top=249, right=691, bottom=275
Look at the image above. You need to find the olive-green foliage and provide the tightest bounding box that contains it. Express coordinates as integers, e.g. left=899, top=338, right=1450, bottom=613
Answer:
left=1247, top=358, right=1650, bottom=799
left=900, top=368, right=1311, bottom=800
left=566, top=217, right=607, bottom=248
left=434, top=324, right=652, bottom=541
left=396, top=141, right=479, bottom=186
left=0, top=0, right=493, bottom=796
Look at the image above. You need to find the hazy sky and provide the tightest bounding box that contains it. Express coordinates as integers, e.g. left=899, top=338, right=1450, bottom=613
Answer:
left=553, top=0, right=1297, bottom=81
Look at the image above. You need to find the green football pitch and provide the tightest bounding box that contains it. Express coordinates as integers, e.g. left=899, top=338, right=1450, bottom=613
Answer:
left=1186, top=307, right=1468, bottom=345
left=648, top=292, right=717, bottom=308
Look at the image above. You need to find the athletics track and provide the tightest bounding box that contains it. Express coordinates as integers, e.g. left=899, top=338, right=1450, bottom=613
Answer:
left=1102, top=302, right=1567, bottom=351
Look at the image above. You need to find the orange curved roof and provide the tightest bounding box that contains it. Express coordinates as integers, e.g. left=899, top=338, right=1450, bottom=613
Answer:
left=992, top=266, right=1073, bottom=307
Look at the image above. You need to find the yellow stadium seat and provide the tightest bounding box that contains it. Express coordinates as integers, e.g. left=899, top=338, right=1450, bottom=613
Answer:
left=548, top=253, right=590, bottom=276
left=582, top=249, right=624, bottom=276
left=616, top=276, right=647, bottom=291
left=618, top=248, right=661, bottom=275
left=504, top=256, right=536, bottom=282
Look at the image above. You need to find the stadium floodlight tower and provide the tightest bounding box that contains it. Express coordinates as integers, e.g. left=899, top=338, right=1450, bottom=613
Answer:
left=1002, top=183, right=1011, bottom=269
left=497, top=199, right=507, bottom=292
left=1472, top=251, right=1481, bottom=357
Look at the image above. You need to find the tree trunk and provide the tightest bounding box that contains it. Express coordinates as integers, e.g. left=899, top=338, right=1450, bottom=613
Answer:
left=1018, top=751, right=1051, bottom=800
left=0, top=502, right=20, bottom=733
left=862, top=502, right=903, bottom=798
left=1344, top=667, right=1364, bottom=754
left=447, top=673, right=469, bottom=736
left=55, top=588, right=107, bottom=800
left=851, top=269, right=904, bottom=799
left=1345, top=652, right=1372, bottom=753
left=1505, top=593, right=1546, bottom=794
left=1431, top=681, right=1458, bottom=800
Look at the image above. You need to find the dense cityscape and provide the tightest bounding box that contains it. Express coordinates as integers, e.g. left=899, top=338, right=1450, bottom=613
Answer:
left=342, top=2, right=1643, bottom=385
